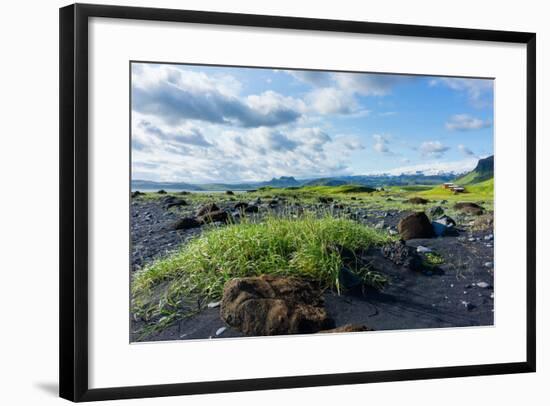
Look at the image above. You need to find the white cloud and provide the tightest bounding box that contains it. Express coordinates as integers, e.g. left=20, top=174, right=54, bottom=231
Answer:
left=445, top=114, right=492, bottom=131
left=430, top=78, right=493, bottom=107
left=132, top=64, right=241, bottom=97
left=132, top=118, right=355, bottom=183
left=245, top=91, right=305, bottom=116
left=138, top=120, right=212, bottom=147
left=372, top=134, right=392, bottom=154
left=305, top=87, right=357, bottom=115
left=333, top=73, right=410, bottom=96
left=288, top=70, right=412, bottom=117
left=132, top=64, right=303, bottom=128
left=419, top=141, right=450, bottom=158
left=286, top=70, right=332, bottom=87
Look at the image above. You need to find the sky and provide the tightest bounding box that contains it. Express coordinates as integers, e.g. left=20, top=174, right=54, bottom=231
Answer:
left=131, top=62, right=494, bottom=184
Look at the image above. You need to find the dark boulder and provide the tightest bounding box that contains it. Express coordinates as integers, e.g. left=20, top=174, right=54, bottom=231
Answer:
left=220, top=275, right=332, bottom=336
left=157, top=189, right=167, bottom=194
left=407, top=197, right=429, bottom=205
left=435, top=215, right=456, bottom=227
left=318, top=196, right=333, bottom=204
left=432, top=215, right=457, bottom=237
left=173, top=217, right=201, bottom=230
left=131, top=191, right=143, bottom=198
left=454, top=202, right=484, bottom=215
left=198, top=210, right=229, bottom=224
left=234, top=202, right=249, bottom=210
left=166, top=199, right=187, bottom=209
left=225, top=190, right=234, bottom=195
left=244, top=205, right=259, bottom=213
left=162, top=195, right=188, bottom=209
left=397, top=212, right=435, bottom=240
left=196, top=203, right=220, bottom=217
left=178, top=190, right=190, bottom=195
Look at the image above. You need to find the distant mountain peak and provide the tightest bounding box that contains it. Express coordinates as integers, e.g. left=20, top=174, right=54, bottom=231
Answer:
left=271, top=176, right=297, bottom=182
left=473, top=155, right=494, bottom=173
left=264, top=176, right=300, bottom=187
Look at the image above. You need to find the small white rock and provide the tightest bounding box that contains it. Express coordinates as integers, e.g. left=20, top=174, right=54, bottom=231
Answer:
left=207, top=301, right=221, bottom=309
left=215, top=326, right=227, bottom=336
left=416, top=245, right=432, bottom=253
left=484, top=261, right=493, bottom=268
left=476, top=282, right=490, bottom=289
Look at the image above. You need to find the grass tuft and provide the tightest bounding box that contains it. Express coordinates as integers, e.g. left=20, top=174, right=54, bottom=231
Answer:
left=423, top=252, right=445, bottom=266
left=131, top=213, right=393, bottom=323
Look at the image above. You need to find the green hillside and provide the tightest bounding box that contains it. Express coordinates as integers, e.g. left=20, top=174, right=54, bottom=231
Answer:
left=455, top=155, right=494, bottom=185
left=466, top=177, right=494, bottom=195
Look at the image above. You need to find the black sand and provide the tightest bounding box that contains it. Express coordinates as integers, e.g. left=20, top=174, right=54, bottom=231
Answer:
left=130, top=198, right=494, bottom=342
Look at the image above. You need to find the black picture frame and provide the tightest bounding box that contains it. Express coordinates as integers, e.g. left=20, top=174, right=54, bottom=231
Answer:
left=59, top=3, right=536, bottom=402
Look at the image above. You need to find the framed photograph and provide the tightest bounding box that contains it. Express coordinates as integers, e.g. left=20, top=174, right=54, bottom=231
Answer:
left=59, top=3, right=536, bottom=402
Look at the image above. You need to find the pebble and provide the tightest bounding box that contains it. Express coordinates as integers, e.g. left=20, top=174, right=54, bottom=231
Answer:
left=215, top=326, right=227, bottom=336
left=461, top=301, right=476, bottom=311
left=468, top=237, right=476, bottom=242
left=484, top=234, right=494, bottom=241
left=476, top=282, right=490, bottom=289
left=484, top=261, right=494, bottom=268
left=416, top=245, right=432, bottom=253
left=207, top=301, right=220, bottom=308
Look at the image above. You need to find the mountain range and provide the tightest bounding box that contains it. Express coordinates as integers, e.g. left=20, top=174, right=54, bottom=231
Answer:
left=132, top=156, right=494, bottom=191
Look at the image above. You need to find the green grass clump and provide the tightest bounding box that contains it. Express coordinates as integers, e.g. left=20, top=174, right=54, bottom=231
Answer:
left=132, top=214, right=393, bottom=323
left=423, top=252, right=445, bottom=266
